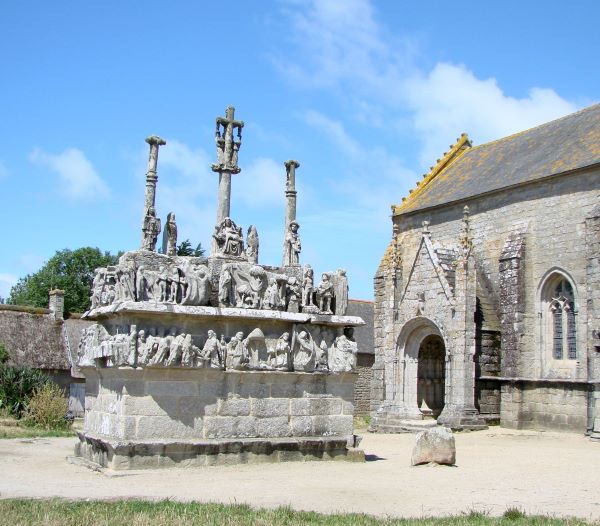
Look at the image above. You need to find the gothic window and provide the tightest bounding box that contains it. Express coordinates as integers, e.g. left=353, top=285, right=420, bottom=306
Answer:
left=545, top=277, right=576, bottom=360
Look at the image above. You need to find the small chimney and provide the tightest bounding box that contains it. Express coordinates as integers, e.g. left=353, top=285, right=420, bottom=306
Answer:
left=48, top=289, right=65, bottom=320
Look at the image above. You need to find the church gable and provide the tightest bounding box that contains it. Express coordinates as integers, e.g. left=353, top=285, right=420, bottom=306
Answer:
left=401, top=230, right=456, bottom=314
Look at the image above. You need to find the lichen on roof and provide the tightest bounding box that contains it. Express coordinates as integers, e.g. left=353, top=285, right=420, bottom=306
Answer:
left=393, top=103, right=600, bottom=216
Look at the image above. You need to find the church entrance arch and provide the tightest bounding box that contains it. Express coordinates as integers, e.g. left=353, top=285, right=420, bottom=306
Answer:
left=395, top=317, right=446, bottom=419
left=416, top=334, right=445, bottom=416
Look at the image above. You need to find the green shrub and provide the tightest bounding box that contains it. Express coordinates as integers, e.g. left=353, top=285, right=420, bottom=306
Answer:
left=22, top=383, right=70, bottom=430
left=504, top=507, right=527, bottom=520
left=0, top=365, right=49, bottom=417
left=0, top=343, right=8, bottom=364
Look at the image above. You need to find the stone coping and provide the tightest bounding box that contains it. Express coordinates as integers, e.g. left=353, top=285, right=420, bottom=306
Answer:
left=83, top=301, right=365, bottom=327
left=479, top=375, right=594, bottom=385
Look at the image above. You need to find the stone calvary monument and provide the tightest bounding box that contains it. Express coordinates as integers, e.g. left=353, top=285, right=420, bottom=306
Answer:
left=75, top=106, right=364, bottom=469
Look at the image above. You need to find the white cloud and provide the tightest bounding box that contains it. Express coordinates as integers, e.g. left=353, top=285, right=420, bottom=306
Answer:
left=30, top=147, right=109, bottom=200
left=235, top=157, right=286, bottom=208
left=405, top=63, right=579, bottom=165
left=0, top=273, right=17, bottom=300
left=278, top=0, right=579, bottom=169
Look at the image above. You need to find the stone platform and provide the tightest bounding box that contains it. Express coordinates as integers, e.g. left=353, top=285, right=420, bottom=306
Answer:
left=76, top=367, right=359, bottom=469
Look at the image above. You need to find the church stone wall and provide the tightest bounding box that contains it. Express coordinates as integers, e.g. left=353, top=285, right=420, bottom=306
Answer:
left=377, top=166, right=600, bottom=432
left=500, top=382, right=588, bottom=432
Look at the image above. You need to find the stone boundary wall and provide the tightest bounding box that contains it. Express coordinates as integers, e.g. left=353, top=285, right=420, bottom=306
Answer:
left=354, top=353, right=374, bottom=416
left=500, top=380, right=589, bottom=432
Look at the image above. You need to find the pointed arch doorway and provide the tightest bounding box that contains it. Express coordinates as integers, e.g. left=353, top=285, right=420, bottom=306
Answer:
left=416, top=334, right=446, bottom=417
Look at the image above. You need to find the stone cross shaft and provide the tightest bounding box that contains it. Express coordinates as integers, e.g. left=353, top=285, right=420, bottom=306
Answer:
left=212, top=106, right=244, bottom=225
left=143, top=135, right=166, bottom=215
left=283, top=160, right=299, bottom=229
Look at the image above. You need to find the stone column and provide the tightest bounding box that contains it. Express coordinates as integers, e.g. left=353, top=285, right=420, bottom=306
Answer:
left=283, top=160, right=299, bottom=229
left=142, top=135, right=166, bottom=216
left=48, top=289, right=65, bottom=320
left=217, top=172, right=232, bottom=225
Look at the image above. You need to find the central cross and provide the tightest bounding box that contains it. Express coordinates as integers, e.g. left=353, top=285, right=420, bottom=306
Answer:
left=212, top=106, right=244, bottom=224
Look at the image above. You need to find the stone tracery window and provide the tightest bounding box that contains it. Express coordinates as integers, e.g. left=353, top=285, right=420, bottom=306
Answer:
left=545, top=277, right=576, bottom=360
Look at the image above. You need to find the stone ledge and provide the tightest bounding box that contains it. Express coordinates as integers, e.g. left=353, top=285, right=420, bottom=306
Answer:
left=75, top=432, right=359, bottom=470
left=83, top=301, right=365, bottom=327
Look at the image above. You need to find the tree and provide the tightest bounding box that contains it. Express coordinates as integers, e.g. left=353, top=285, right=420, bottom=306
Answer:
left=8, top=247, right=120, bottom=314
left=176, top=239, right=205, bottom=257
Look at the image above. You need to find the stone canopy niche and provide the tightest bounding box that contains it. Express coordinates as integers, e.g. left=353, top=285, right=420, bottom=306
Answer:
left=75, top=106, right=364, bottom=470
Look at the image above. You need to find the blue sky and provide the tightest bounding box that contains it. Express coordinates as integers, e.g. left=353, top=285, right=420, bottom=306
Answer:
left=1, top=0, right=598, bottom=300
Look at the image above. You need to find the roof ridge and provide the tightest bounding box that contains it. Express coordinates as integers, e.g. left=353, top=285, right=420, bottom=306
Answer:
left=392, top=133, right=472, bottom=215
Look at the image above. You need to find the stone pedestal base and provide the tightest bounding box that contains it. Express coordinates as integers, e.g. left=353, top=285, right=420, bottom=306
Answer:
left=75, top=367, right=359, bottom=469
left=75, top=432, right=358, bottom=470
left=437, top=406, right=488, bottom=431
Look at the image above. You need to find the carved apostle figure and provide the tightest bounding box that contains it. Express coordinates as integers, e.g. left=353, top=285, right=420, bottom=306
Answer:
left=246, top=225, right=259, bottom=263
left=91, top=268, right=107, bottom=308
left=142, top=206, right=161, bottom=251
left=283, top=221, right=301, bottom=266
left=286, top=276, right=301, bottom=313
left=116, top=267, right=135, bottom=302
left=316, top=273, right=334, bottom=314
left=166, top=332, right=186, bottom=367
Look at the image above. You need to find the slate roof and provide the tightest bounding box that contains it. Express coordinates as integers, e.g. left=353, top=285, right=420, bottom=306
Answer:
left=394, top=103, right=600, bottom=215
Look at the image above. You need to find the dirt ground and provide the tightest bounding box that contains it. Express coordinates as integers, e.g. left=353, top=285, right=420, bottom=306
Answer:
left=1, top=427, right=599, bottom=519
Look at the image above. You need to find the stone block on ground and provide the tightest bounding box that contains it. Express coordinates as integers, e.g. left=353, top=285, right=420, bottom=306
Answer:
left=411, top=426, right=455, bottom=466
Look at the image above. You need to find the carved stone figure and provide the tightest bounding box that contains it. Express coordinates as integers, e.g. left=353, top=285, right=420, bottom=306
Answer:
left=168, top=267, right=182, bottom=303
left=331, top=327, right=358, bottom=373
left=91, top=268, right=106, bottom=308
left=235, top=265, right=267, bottom=309
left=150, top=328, right=176, bottom=365
left=180, top=334, right=197, bottom=367
left=218, top=264, right=235, bottom=307
left=227, top=331, right=248, bottom=370
left=166, top=332, right=186, bottom=367
left=202, top=330, right=223, bottom=369
left=162, top=212, right=177, bottom=256
left=127, top=325, right=138, bottom=366
left=213, top=217, right=244, bottom=257
left=293, top=330, right=316, bottom=372
left=142, top=206, right=161, bottom=251
left=333, top=269, right=349, bottom=315
left=283, top=221, right=301, bottom=266
left=269, top=332, right=290, bottom=370
left=302, top=264, right=315, bottom=310
left=246, top=225, right=259, bottom=263
left=286, top=277, right=301, bottom=313
left=316, top=328, right=332, bottom=372
left=264, top=278, right=281, bottom=310
left=136, top=329, right=147, bottom=364
left=116, top=267, right=135, bottom=302
left=156, top=267, right=169, bottom=302
left=136, top=266, right=149, bottom=301
left=181, top=264, right=211, bottom=306
left=77, top=324, right=110, bottom=367
left=316, top=273, right=334, bottom=314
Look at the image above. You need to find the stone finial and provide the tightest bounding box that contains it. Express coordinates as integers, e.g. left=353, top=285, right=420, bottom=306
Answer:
left=48, top=289, right=65, bottom=320
left=145, top=135, right=166, bottom=147
left=459, top=205, right=473, bottom=254
left=422, top=220, right=430, bottom=236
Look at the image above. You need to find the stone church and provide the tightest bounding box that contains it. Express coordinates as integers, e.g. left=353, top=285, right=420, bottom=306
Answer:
left=370, top=103, right=600, bottom=437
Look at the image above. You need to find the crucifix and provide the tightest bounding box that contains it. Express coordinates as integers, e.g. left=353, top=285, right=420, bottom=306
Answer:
left=212, top=106, right=244, bottom=224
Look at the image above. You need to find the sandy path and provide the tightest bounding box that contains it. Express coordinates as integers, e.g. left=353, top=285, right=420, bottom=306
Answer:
left=1, top=428, right=599, bottom=519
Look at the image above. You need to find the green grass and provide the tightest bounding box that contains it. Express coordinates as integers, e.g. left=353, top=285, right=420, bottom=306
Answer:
left=0, top=417, right=75, bottom=439
left=0, top=500, right=595, bottom=526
